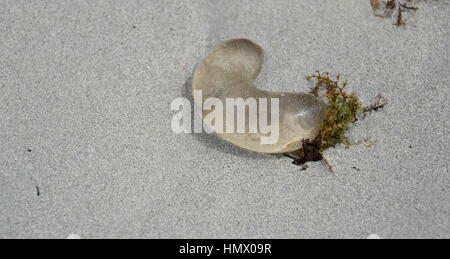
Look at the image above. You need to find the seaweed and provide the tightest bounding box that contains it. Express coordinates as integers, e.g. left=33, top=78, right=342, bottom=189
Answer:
left=307, top=71, right=364, bottom=149
left=371, top=0, right=419, bottom=26
left=286, top=71, right=387, bottom=171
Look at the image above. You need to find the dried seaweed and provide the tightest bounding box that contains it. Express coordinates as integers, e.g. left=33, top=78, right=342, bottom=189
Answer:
left=371, top=0, right=419, bottom=26
left=286, top=71, right=387, bottom=171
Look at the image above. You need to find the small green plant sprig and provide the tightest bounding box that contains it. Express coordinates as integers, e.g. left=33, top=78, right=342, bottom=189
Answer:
left=307, top=71, right=364, bottom=149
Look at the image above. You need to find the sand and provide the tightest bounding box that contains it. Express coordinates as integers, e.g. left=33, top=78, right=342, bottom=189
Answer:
left=0, top=0, right=449, bottom=238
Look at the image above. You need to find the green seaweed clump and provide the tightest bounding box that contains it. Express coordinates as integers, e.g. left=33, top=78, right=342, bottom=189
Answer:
left=371, top=0, right=419, bottom=26
left=307, top=71, right=363, bottom=149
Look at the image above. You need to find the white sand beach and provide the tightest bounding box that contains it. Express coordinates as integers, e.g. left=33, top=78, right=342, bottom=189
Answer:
left=0, top=0, right=449, bottom=238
